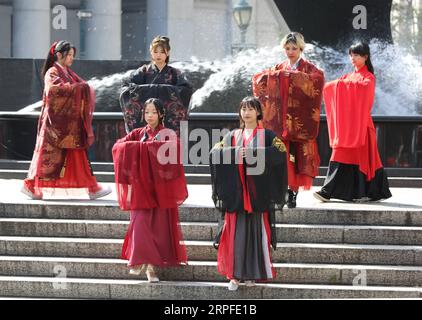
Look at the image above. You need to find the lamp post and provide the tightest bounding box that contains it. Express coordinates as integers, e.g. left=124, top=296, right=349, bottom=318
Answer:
left=232, top=0, right=253, bottom=47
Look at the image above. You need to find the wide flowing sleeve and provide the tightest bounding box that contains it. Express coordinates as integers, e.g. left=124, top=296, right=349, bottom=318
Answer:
left=121, top=68, right=146, bottom=87
left=119, top=69, right=145, bottom=133
left=324, top=71, right=375, bottom=148
left=119, top=83, right=189, bottom=135
left=112, top=135, right=187, bottom=211
left=249, top=132, right=287, bottom=200
left=285, top=63, right=324, bottom=141
left=147, top=139, right=188, bottom=208
left=43, top=67, right=95, bottom=148
left=209, top=131, right=243, bottom=213
left=174, top=68, right=193, bottom=108
left=268, top=134, right=288, bottom=249
left=249, top=130, right=287, bottom=250
left=265, top=133, right=288, bottom=207
left=252, top=67, right=289, bottom=139
left=209, top=131, right=242, bottom=249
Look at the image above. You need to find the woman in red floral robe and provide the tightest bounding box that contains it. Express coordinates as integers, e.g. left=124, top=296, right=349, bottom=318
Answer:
left=253, top=32, right=325, bottom=208
left=22, top=41, right=111, bottom=200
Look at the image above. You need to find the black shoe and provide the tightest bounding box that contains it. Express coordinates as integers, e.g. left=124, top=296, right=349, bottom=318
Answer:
left=286, top=190, right=298, bottom=208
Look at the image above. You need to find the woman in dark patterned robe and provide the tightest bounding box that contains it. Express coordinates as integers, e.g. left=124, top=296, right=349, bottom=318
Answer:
left=22, top=41, right=111, bottom=200
left=120, top=36, right=192, bottom=135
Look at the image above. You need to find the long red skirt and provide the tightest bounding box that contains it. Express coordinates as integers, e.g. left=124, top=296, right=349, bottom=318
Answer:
left=121, top=207, right=187, bottom=267
left=24, top=149, right=101, bottom=197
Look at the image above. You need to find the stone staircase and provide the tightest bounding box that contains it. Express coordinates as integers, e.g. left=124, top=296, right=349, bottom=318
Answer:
left=1, top=198, right=422, bottom=299
left=0, top=160, right=211, bottom=185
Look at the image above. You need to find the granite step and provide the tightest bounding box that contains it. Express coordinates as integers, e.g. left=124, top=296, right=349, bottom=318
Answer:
left=0, top=276, right=420, bottom=299
left=1, top=202, right=422, bottom=226
left=2, top=218, right=422, bottom=245
left=1, top=256, right=422, bottom=287
left=1, top=237, right=422, bottom=266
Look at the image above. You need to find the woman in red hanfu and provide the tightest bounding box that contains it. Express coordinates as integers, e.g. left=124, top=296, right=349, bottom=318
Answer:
left=113, top=98, right=188, bottom=282
left=210, top=97, right=287, bottom=291
left=22, top=41, right=111, bottom=200
left=253, top=32, right=325, bottom=209
left=314, top=42, right=391, bottom=202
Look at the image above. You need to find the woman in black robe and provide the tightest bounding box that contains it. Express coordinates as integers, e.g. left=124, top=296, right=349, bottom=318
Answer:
left=210, top=97, right=287, bottom=291
left=120, top=36, right=192, bottom=135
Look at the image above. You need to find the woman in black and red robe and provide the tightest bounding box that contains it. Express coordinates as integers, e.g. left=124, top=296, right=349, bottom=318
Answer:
left=113, top=98, right=188, bottom=282
left=210, top=97, right=287, bottom=291
left=22, top=40, right=111, bottom=200
left=314, top=42, right=391, bottom=202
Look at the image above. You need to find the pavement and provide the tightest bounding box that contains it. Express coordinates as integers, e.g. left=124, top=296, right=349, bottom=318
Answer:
left=1, top=179, right=421, bottom=212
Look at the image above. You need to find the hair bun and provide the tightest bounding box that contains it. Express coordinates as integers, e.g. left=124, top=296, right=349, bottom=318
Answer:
left=153, top=35, right=170, bottom=44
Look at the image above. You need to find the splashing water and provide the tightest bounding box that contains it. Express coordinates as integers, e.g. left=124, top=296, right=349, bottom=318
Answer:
left=87, top=70, right=133, bottom=112
left=178, top=46, right=284, bottom=113
left=19, top=40, right=422, bottom=115
left=185, top=40, right=422, bottom=115
left=368, top=41, right=422, bottom=115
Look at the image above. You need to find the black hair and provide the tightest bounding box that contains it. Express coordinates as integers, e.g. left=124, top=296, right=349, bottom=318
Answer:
left=143, top=98, right=165, bottom=125
left=349, top=42, right=374, bottom=74
left=238, top=96, right=263, bottom=128
left=41, top=40, right=77, bottom=79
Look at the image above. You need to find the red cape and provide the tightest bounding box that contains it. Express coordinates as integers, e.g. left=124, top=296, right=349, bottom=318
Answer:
left=112, top=125, right=188, bottom=210
left=323, top=65, right=383, bottom=180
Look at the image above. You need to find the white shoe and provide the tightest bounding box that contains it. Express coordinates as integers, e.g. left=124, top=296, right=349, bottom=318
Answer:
left=21, top=187, right=42, bottom=200
left=244, top=280, right=256, bottom=287
left=129, top=264, right=146, bottom=275
left=228, top=279, right=239, bottom=291
left=89, top=185, right=112, bottom=200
